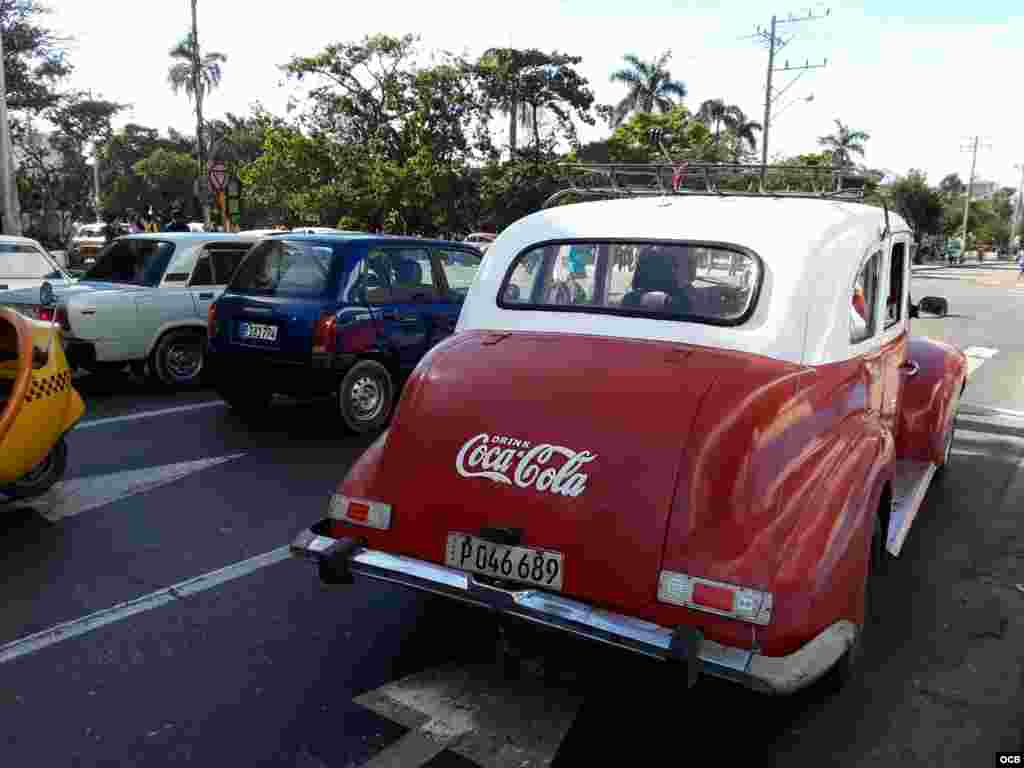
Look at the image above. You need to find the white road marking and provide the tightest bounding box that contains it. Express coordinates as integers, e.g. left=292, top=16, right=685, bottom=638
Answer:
left=963, top=346, right=999, bottom=378
left=74, top=400, right=227, bottom=430
left=8, top=453, right=246, bottom=521
left=0, top=546, right=290, bottom=665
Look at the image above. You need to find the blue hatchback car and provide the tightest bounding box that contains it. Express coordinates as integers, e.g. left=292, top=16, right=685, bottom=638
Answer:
left=206, top=234, right=483, bottom=432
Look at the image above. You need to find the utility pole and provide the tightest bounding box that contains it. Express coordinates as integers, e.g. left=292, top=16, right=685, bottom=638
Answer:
left=749, top=9, right=830, bottom=187
left=1012, top=162, right=1024, bottom=252
left=190, top=0, right=210, bottom=228
left=0, top=28, right=23, bottom=235
left=959, top=136, right=990, bottom=260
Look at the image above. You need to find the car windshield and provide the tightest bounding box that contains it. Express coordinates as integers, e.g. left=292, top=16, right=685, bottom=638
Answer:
left=500, top=241, right=761, bottom=324
left=228, top=238, right=339, bottom=298
left=0, top=242, right=58, bottom=279
left=82, top=239, right=176, bottom=286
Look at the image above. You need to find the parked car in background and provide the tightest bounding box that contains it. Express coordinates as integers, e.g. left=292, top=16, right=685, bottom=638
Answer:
left=292, top=172, right=964, bottom=697
left=66, top=222, right=108, bottom=268
left=207, top=234, right=483, bottom=432
left=0, top=233, right=258, bottom=386
left=0, top=236, right=75, bottom=315
left=464, top=232, right=496, bottom=255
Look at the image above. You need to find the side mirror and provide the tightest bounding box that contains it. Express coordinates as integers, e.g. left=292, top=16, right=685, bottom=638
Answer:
left=918, top=296, right=948, bottom=316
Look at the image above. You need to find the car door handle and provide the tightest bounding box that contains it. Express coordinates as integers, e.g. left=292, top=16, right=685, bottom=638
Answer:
left=899, top=361, right=920, bottom=377
left=198, top=292, right=214, bottom=300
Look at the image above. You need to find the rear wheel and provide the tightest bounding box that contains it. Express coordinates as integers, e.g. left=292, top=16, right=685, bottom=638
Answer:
left=829, top=507, right=885, bottom=690
left=338, top=360, right=394, bottom=434
left=151, top=329, right=205, bottom=388
left=2, top=437, right=68, bottom=500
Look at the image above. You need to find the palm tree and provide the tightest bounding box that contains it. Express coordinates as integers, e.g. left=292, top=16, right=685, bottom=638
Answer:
left=609, top=51, right=687, bottom=127
left=166, top=31, right=227, bottom=106
left=697, top=99, right=731, bottom=144
left=727, top=107, right=762, bottom=163
left=167, top=22, right=225, bottom=222
left=817, top=119, right=870, bottom=167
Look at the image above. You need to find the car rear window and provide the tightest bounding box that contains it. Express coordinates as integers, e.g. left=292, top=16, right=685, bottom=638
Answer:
left=228, top=239, right=340, bottom=298
left=500, top=241, right=762, bottom=325
left=0, top=243, right=54, bottom=279
left=82, top=240, right=176, bottom=286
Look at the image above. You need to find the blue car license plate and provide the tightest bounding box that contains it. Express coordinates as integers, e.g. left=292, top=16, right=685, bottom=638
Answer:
left=238, top=321, right=278, bottom=342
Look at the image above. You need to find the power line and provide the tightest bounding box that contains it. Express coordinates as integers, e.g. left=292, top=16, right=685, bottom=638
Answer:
left=748, top=9, right=830, bottom=185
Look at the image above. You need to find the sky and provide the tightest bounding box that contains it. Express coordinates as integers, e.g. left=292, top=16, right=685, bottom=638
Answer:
left=41, top=0, right=1024, bottom=192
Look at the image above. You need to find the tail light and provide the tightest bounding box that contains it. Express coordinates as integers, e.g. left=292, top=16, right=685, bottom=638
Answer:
left=312, top=311, right=337, bottom=354
left=55, top=306, right=70, bottom=331
left=328, top=494, right=391, bottom=530
left=36, top=306, right=55, bottom=322
left=207, top=303, right=217, bottom=337
left=658, top=571, right=773, bottom=625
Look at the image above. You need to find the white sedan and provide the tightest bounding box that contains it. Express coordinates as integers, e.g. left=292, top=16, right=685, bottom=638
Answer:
left=0, top=232, right=259, bottom=387
left=0, top=235, right=75, bottom=307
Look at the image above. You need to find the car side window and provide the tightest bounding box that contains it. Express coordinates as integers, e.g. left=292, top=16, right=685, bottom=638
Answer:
left=357, top=250, right=395, bottom=305
left=208, top=246, right=250, bottom=284
left=190, top=255, right=215, bottom=286
left=851, top=251, right=881, bottom=343
left=885, top=243, right=905, bottom=328
left=388, top=248, right=437, bottom=303
left=434, top=248, right=482, bottom=300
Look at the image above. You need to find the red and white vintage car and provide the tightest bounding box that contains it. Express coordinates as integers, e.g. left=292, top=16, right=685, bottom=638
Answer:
left=292, top=165, right=965, bottom=694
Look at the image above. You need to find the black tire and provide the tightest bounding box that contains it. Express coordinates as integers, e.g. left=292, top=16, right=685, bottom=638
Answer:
left=337, top=360, right=394, bottom=434
left=936, top=390, right=961, bottom=475
left=151, top=329, right=206, bottom=388
left=1, top=437, right=68, bottom=500
left=828, top=510, right=885, bottom=690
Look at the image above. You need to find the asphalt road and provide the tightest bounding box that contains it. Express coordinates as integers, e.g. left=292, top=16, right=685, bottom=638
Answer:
left=1, top=262, right=1023, bottom=767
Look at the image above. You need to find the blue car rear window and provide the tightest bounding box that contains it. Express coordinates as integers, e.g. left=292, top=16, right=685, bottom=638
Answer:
left=229, top=239, right=340, bottom=298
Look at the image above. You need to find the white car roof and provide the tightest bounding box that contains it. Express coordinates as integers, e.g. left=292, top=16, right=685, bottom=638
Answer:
left=457, top=195, right=912, bottom=367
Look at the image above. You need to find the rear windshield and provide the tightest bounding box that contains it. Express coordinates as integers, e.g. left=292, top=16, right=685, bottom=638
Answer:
left=0, top=243, right=59, bottom=279
left=82, top=239, right=175, bottom=286
left=228, top=239, right=339, bottom=298
left=500, top=241, right=761, bottom=325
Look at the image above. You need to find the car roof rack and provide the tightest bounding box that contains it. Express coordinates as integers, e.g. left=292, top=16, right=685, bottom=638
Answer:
left=542, top=161, right=883, bottom=209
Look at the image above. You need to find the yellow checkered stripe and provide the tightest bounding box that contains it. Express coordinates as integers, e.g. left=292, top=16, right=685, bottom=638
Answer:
left=25, top=371, right=71, bottom=403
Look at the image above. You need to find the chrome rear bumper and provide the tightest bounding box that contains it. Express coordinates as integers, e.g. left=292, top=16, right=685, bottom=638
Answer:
left=291, top=525, right=856, bottom=695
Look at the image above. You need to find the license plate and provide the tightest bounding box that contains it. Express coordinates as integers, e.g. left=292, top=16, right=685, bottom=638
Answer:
left=238, top=321, right=278, bottom=342
left=445, top=533, right=563, bottom=590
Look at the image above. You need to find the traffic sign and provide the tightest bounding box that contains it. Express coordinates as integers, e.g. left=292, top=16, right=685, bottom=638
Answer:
left=208, top=161, right=227, bottom=193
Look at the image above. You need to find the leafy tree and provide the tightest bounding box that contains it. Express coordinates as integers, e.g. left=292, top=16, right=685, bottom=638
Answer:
left=889, top=170, right=944, bottom=248
left=133, top=148, right=199, bottom=214
left=99, top=124, right=196, bottom=216
left=604, top=106, right=712, bottom=163
left=476, top=47, right=595, bottom=155
left=609, top=51, right=686, bottom=127
left=1, top=0, right=69, bottom=116
left=817, top=119, right=870, bottom=167
left=939, top=173, right=964, bottom=196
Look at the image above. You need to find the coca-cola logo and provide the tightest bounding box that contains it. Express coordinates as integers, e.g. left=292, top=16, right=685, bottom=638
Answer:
left=455, top=433, right=597, bottom=497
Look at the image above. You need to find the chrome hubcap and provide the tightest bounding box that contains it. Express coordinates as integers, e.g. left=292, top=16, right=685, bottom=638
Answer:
left=167, top=341, right=202, bottom=380
left=348, top=376, right=383, bottom=421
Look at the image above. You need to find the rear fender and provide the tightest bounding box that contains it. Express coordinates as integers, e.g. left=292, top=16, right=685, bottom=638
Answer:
left=896, top=336, right=967, bottom=462
left=144, top=320, right=208, bottom=359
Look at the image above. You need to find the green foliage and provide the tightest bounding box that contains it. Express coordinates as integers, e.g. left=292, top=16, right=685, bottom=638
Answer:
left=889, top=170, right=944, bottom=243
left=133, top=149, right=199, bottom=212
left=1, top=0, right=70, bottom=114
left=608, top=51, right=686, bottom=127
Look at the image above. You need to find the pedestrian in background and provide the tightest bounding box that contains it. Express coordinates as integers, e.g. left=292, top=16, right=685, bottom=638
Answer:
left=1017, top=250, right=1024, bottom=281
left=162, top=207, right=190, bottom=233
